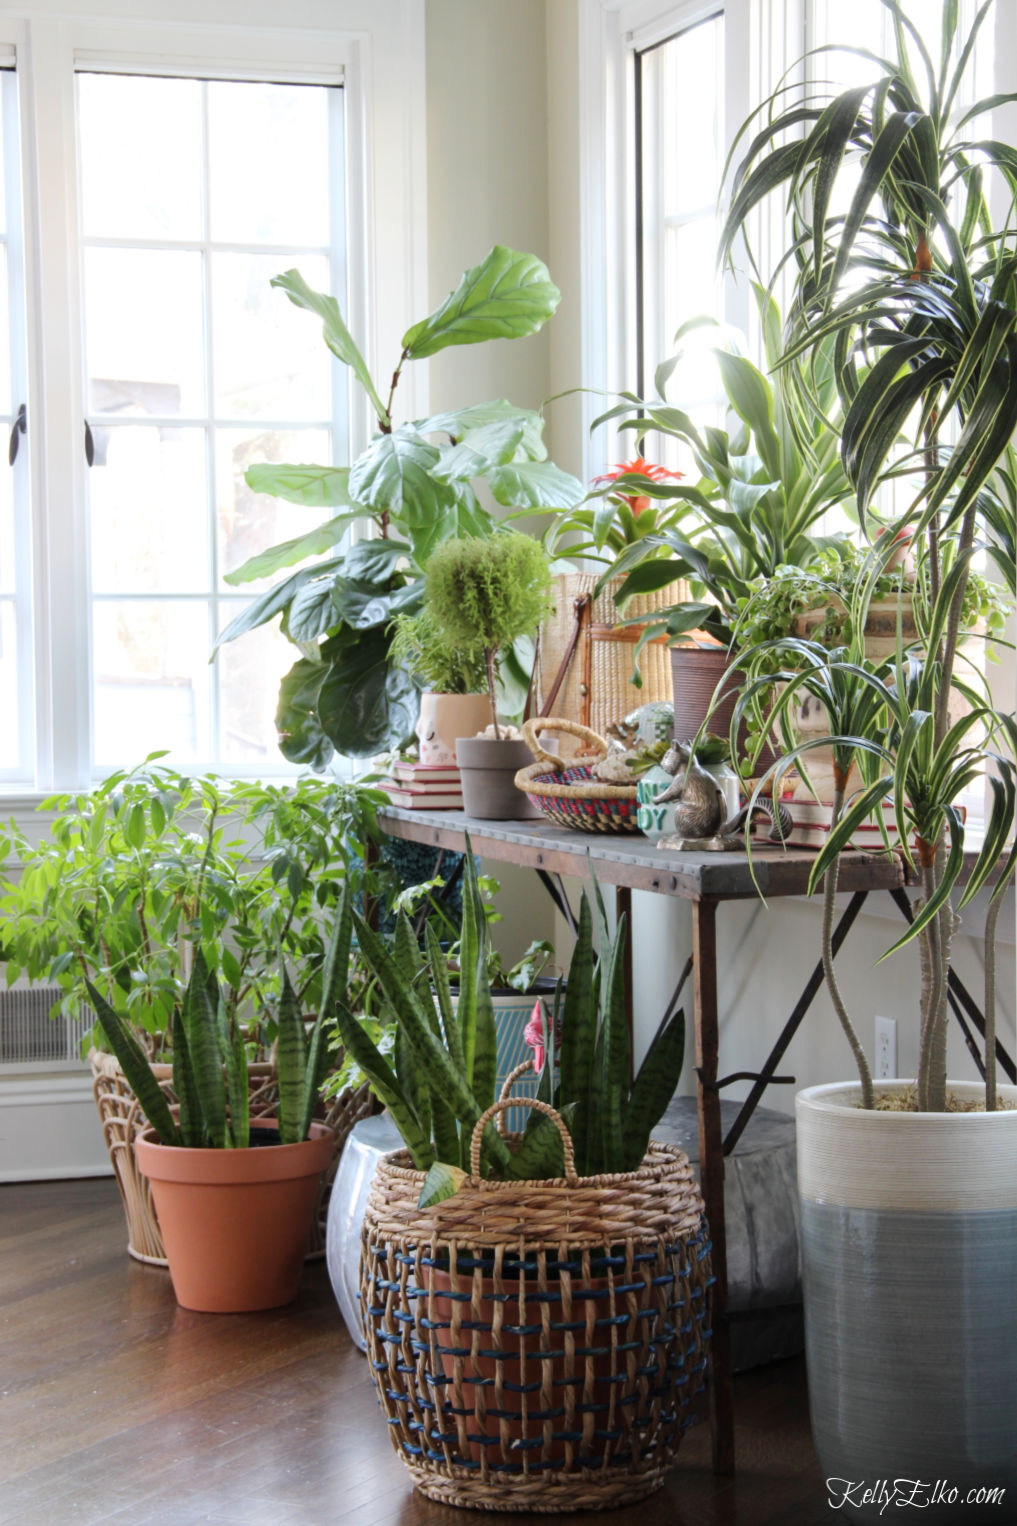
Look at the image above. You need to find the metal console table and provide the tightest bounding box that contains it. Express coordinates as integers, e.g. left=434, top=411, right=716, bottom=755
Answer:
left=375, top=806, right=1010, bottom=1474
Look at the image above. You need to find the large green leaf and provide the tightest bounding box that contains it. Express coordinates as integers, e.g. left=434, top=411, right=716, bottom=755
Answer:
left=274, top=657, right=333, bottom=770
left=244, top=463, right=355, bottom=510
left=315, top=628, right=420, bottom=757
left=181, top=951, right=226, bottom=1148
left=486, top=460, right=586, bottom=511
left=271, top=270, right=389, bottom=425
left=224, top=512, right=360, bottom=587
left=275, top=964, right=306, bottom=1145
left=431, top=420, right=531, bottom=480
left=402, top=246, right=559, bottom=359
left=212, top=563, right=340, bottom=655
left=416, top=400, right=547, bottom=458
left=330, top=574, right=421, bottom=630
left=349, top=429, right=460, bottom=523
left=286, top=574, right=344, bottom=644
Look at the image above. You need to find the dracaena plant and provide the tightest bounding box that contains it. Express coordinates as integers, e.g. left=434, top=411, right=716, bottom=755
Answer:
left=721, top=0, right=1017, bottom=1113
left=212, top=247, right=584, bottom=766
left=330, top=840, right=686, bottom=1207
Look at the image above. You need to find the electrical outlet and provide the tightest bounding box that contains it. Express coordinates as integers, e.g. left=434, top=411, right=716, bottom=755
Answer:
left=875, top=1015, right=897, bottom=1079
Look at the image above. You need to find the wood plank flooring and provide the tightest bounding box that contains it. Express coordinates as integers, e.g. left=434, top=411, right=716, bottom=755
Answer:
left=1, top=1178, right=831, bottom=1526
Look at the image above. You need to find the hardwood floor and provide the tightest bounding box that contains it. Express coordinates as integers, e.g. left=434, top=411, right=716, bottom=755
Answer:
left=1, top=1178, right=831, bottom=1526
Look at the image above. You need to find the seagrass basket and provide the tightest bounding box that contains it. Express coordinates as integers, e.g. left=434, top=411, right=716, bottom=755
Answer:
left=360, top=1097, right=713, bottom=1513
left=90, top=1050, right=375, bottom=1265
left=514, top=719, right=640, bottom=835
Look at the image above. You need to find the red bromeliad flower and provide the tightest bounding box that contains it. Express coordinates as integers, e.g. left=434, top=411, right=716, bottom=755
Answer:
left=523, top=999, right=562, bottom=1074
left=592, top=456, right=683, bottom=516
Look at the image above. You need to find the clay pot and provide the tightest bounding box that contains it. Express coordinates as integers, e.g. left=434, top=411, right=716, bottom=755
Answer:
left=669, top=644, right=777, bottom=776
left=456, top=736, right=543, bottom=819
left=134, top=1119, right=334, bottom=1312
left=415, top=692, right=492, bottom=768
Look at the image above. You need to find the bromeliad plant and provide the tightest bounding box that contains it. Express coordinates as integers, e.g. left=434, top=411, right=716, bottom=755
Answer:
left=213, top=247, right=584, bottom=765
left=331, top=844, right=686, bottom=1206
left=722, top=0, right=1017, bottom=1113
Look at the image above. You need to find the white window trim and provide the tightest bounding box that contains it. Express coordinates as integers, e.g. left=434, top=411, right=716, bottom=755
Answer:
left=0, top=0, right=428, bottom=800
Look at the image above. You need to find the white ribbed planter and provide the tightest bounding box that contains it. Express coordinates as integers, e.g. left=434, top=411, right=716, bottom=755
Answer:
left=797, top=1081, right=1017, bottom=1518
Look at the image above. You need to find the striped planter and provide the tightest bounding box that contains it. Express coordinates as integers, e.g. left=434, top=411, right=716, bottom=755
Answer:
left=797, top=1080, right=1017, bottom=1519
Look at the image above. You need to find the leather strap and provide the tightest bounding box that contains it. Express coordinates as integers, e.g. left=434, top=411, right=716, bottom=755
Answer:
left=538, top=593, right=591, bottom=720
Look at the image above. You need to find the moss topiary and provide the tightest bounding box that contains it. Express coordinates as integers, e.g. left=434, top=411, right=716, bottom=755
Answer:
left=388, top=607, right=487, bottom=695
left=424, top=533, right=552, bottom=738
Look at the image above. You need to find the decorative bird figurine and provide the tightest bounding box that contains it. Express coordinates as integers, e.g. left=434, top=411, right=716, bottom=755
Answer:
left=653, top=741, right=793, bottom=852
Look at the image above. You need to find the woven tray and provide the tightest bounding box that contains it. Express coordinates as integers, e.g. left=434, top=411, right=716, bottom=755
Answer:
left=361, top=1096, right=713, bottom=1512
left=514, top=718, right=640, bottom=834
left=90, top=1050, right=376, bottom=1265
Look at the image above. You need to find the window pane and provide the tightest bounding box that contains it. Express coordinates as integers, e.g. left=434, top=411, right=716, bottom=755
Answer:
left=0, top=601, right=18, bottom=768
left=92, top=600, right=211, bottom=766
left=212, top=252, right=331, bottom=420
left=217, top=611, right=297, bottom=765
left=207, top=81, right=331, bottom=246
left=78, top=74, right=203, bottom=242
left=90, top=426, right=208, bottom=594
left=85, top=247, right=206, bottom=417
left=217, top=426, right=330, bottom=592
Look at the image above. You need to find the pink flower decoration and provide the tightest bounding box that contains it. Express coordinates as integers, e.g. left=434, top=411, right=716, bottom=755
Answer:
left=524, top=1000, right=546, bottom=1073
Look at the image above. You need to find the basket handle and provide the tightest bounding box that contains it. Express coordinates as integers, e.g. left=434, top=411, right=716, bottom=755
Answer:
left=470, top=1097, right=578, bottom=1184
left=498, top=1059, right=536, bottom=1105
left=522, top=716, right=609, bottom=770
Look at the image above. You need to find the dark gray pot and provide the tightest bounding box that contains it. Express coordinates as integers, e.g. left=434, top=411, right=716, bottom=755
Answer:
left=455, top=736, right=542, bottom=820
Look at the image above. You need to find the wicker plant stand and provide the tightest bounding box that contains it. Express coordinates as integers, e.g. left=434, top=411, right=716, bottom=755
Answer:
left=360, top=1099, right=713, bottom=1512
left=90, top=1050, right=375, bottom=1265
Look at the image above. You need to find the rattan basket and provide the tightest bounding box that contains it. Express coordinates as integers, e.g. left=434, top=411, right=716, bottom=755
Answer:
left=90, top=1050, right=376, bottom=1265
left=514, top=718, right=640, bottom=834
left=361, top=1096, right=713, bottom=1513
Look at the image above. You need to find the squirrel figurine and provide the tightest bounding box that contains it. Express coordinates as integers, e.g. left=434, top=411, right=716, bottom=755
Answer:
left=653, top=741, right=792, bottom=851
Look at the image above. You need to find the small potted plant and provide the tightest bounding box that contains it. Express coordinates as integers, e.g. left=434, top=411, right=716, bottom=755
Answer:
left=388, top=607, right=491, bottom=767
left=89, top=915, right=352, bottom=1313
left=423, top=531, right=553, bottom=817
left=330, top=845, right=709, bottom=1510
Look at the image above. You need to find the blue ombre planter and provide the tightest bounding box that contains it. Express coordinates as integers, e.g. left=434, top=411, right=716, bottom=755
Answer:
left=636, top=765, right=672, bottom=842
left=797, top=1080, right=1017, bottom=1519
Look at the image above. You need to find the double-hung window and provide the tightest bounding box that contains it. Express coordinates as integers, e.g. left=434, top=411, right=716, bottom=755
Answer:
left=0, top=2, right=424, bottom=795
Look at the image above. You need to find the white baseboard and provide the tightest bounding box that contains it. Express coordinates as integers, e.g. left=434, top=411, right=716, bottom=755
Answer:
left=0, top=1073, right=113, bottom=1180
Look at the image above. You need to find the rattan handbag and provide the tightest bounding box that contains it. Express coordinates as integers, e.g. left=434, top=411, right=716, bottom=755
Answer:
left=360, top=1095, right=713, bottom=1513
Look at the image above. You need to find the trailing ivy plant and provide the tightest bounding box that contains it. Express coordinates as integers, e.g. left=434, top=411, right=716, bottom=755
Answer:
left=330, top=841, right=686, bottom=1206
left=213, top=247, right=584, bottom=765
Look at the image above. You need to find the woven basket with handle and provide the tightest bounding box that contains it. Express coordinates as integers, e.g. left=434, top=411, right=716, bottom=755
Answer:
left=514, top=718, right=640, bottom=833
left=360, top=1092, right=712, bottom=1512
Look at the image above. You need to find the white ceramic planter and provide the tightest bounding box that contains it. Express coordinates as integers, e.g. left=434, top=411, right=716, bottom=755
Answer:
left=415, top=692, right=491, bottom=767
left=797, top=1080, right=1017, bottom=1517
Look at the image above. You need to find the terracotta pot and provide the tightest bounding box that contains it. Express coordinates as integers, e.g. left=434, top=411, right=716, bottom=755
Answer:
left=456, top=736, right=543, bottom=819
left=428, top=1263, right=613, bottom=1466
left=669, top=645, right=777, bottom=777
left=415, top=692, right=492, bottom=767
left=134, top=1120, right=334, bottom=1312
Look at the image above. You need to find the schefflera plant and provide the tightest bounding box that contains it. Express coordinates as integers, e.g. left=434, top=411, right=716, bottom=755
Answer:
left=332, top=841, right=686, bottom=1207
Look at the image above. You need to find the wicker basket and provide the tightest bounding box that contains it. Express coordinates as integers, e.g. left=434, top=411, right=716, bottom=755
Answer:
left=361, top=1097, right=713, bottom=1513
left=514, top=718, right=640, bottom=834
left=535, top=572, right=686, bottom=761
left=90, top=1050, right=376, bottom=1266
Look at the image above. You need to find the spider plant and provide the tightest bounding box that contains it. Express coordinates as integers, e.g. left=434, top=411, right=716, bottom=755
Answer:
left=721, top=0, right=1017, bottom=1111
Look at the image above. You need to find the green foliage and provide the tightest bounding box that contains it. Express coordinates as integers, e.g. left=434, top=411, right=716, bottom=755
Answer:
left=388, top=607, right=488, bottom=695
left=215, top=247, right=583, bottom=764
left=0, top=759, right=392, bottom=1052
left=331, top=837, right=686, bottom=1204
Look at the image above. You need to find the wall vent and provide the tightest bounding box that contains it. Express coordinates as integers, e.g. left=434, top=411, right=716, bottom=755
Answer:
left=0, top=986, right=89, bottom=1069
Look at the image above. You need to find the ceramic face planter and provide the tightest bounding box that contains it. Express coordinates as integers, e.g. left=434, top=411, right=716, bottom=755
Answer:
left=415, top=693, right=492, bottom=767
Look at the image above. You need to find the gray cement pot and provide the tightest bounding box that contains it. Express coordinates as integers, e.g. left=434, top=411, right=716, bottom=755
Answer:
left=455, top=736, right=542, bottom=819
left=797, top=1080, right=1017, bottom=1519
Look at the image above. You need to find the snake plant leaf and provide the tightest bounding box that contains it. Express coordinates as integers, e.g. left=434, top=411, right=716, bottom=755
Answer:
left=331, top=999, right=434, bottom=1169
left=270, top=269, right=389, bottom=426
left=558, top=895, right=594, bottom=1166
left=171, top=1005, right=201, bottom=1147
left=600, top=915, right=630, bottom=1175
left=418, top=1161, right=467, bottom=1209
left=395, top=1020, right=432, bottom=1146
left=275, top=962, right=306, bottom=1145
left=216, top=995, right=248, bottom=1150
left=300, top=897, right=352, bottom=1142
left=224, top=512, right=359, bottom=588
left=622, top=1008, right=686, bottom=1169
left=87, top=982, right=182, bottom=1147
left=462, top=851, right=498, bottom=1112
left=505, top=1107, right=571, bottom=1181
left=486, top=460, right=586, bottom=512
left=181, top=951, right=227, bottom=1149
left=426, top=920, right=467, bottom=1076
left=402, top=245, right=559, bottom=359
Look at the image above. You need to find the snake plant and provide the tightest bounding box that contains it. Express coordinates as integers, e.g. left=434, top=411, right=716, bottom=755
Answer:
left=86, top=911, right=347, bottom=1148
left=332, top=839, right=686, bottom=1206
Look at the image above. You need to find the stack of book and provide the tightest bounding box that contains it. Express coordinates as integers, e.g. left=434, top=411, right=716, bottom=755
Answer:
left=378, top=760, right=464, bottom=810
left=791, top=797, right=900, bottom=849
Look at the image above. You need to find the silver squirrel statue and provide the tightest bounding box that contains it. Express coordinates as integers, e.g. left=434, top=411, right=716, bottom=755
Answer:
left=653, top=741, right=793, bottom=852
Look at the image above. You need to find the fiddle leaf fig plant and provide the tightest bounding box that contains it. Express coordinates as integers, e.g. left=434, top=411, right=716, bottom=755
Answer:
left=214, top=247, right=584, bottom=765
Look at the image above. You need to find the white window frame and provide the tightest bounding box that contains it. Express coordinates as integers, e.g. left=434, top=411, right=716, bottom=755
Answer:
left=0, top=0, right=427, bottom=802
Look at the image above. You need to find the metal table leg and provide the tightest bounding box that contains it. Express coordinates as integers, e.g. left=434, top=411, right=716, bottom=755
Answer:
left=692, top=896, right=734, bottom=1474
